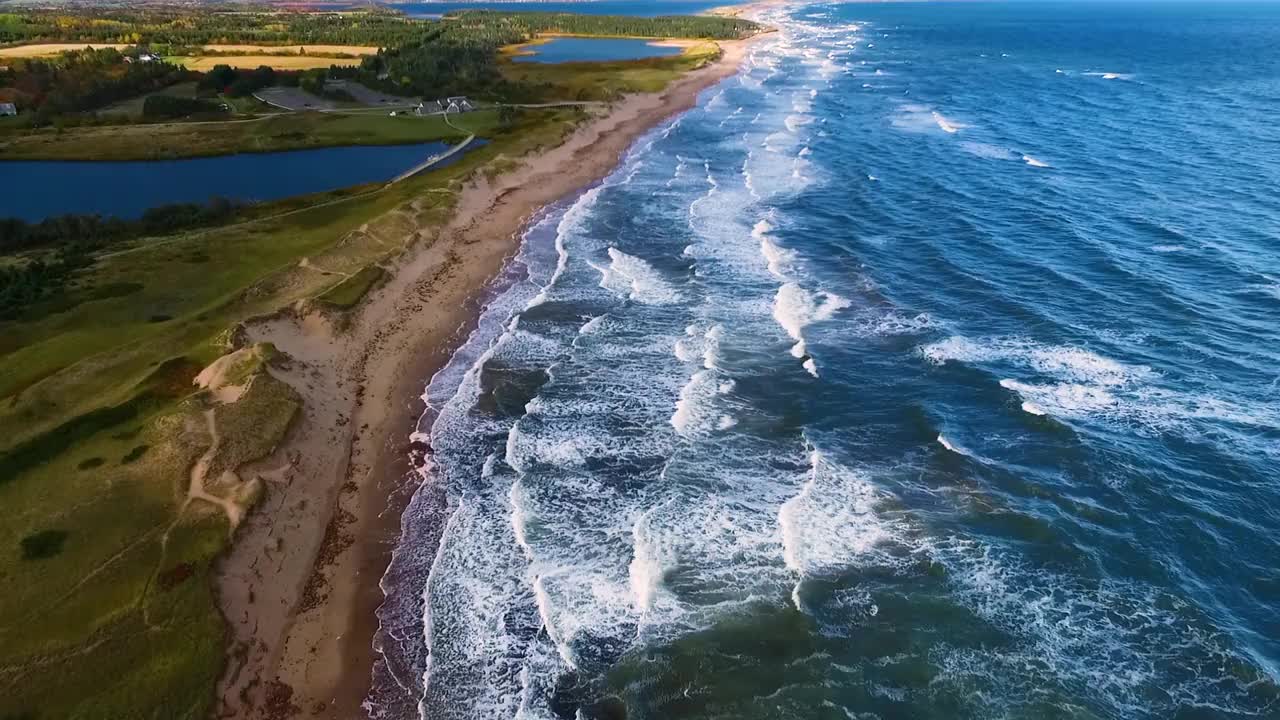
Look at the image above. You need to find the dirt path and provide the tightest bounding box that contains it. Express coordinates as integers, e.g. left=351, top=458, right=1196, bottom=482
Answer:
left=186, top=409, right=245, bottom=529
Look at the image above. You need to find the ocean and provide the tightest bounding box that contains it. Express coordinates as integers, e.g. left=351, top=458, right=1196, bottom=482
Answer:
left=374, top=2, right=1280, bottom=718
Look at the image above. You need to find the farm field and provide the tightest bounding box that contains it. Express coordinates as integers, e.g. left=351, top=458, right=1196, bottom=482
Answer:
left=0, top=43, right=380, bottom=58
left=169, top=54, right=362, bottom=71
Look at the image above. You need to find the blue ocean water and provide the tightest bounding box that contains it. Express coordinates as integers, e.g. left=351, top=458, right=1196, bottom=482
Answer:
left=512, top=37, right=684, bottom=63
left=375, top=2, right=1280, bottom=718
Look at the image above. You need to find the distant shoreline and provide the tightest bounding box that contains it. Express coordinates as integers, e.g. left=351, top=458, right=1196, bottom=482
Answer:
left=212, top=18, right=775, bottom=720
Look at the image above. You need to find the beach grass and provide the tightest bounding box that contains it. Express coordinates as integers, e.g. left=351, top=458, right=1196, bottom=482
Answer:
left=318, top=264, right=388, bottom=310
left=0, top=106, right=587, bottom=720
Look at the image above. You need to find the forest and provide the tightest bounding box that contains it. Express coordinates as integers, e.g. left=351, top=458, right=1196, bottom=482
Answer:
left=1, top=9, right=759, bottom=113
left=0, top=47, right=186, bottom=120
left=360, top=10, right=758, bottom=100
left=0, top=8, right=423, bottom=47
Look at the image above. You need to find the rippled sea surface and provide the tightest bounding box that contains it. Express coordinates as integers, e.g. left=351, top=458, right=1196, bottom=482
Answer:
left=375, top=2, right=1280, bottom=718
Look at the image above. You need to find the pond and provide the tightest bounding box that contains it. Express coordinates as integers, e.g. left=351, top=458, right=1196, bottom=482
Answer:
left=0, top=141, right=466, bottom=222
left=512, top=37, right=686, bottom=63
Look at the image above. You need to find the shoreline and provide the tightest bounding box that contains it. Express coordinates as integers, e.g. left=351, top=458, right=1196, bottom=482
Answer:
left=213, top=28, right=768, bottom=720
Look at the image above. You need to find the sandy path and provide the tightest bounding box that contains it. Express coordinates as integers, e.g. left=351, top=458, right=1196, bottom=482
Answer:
left=212, top=34, right=768, bottom=720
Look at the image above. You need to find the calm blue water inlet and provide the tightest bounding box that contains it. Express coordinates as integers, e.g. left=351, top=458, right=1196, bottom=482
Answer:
left=0, top=141, right=455, bottom=221
left=513, top=37, right=683, bottom=63
left=374, top=2, right=1280, bottom=719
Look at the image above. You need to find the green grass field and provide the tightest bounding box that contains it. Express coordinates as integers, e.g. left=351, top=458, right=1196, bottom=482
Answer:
left=0, top=110, right=499, bottom=161
left=0, top=106, right=585, bottom=719
left=97, top=80, right=202, bottom=118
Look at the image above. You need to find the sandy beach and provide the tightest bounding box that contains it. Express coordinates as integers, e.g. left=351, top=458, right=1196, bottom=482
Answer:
left=212, top=32, right=767, bottom=720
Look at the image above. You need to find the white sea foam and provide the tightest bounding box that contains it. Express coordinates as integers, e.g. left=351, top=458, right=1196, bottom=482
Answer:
left=802, top=357, right=819, bottom=378
left=923, top=336, right=1276, bottom=438
left=1085, top=71, right=1134, bottom=81
left=1023, top=154, right=1050, bottom=168
left=594, top=248, right=682, bottom=305
left=778, top=450, right=898, bottom=610
left=932, top=111, right=962, bottom=134
left=628, top=510, right=676, bottom=614
left=577, top=314, right=606, bottom=335
left=671, top=369, right=735, bottom=438
left=936, top=433, right=970, bottom=456
left=785, top=114, right=814, bottom=133
left=756, top=221, right=798, bottom=280
left=922, top=336, right=1149, bottom=387
left=892, top=102, right=967, bottom=136
left=1152, top=244, right=1185, bottom=253
left=774, top=283, right=852, bottom=361
left=960, top=141, right=1016, bottom=161
left=927, top=535, right=1266, bottom=717
left=858, top=311, right=936, bottom=337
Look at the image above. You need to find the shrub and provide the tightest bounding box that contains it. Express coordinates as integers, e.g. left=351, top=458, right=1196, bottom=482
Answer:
left=121, top=445, right=150, bottom=464
left=20, top=530, right=69, bottom=560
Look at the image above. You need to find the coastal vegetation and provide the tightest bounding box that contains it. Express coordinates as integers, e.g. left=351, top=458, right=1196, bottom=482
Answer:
left=0, top=104, right=587, bottom=719
left=0, top=7, right=423, bottom=48
left=0, top=4, right=762, bottom=716
left=0, top=46, right=186, bottom=123
left=357, top=11, right=755, bottom=100
left=0, top=110, right=481, bottom=160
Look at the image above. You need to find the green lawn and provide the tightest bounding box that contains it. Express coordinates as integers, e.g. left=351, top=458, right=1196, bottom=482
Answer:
left=97, top=80, right=202, bottom=119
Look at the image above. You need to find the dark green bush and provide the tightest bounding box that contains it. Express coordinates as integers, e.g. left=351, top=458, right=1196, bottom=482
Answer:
left=20, top=530, right=69, bottom=560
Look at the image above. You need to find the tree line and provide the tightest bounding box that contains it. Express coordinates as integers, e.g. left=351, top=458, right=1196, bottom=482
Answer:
left=357, top=11, right=759, bottom=101
left=0, top=47, right=186, bottom=121
left=453, top=11, right=758, bottom=41
left=0, top=8, right=422, bottom=47
left=0, top=200, right=242, bottom=320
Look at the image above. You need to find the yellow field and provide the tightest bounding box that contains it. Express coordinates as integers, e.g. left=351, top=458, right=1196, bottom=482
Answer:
left=0, top=43, right=379, bottom=58
left=195, top=44, right=380, bottom=56
left=172, top=55, right=362, bottom=71
left=0, top=43, right=130, bottom=57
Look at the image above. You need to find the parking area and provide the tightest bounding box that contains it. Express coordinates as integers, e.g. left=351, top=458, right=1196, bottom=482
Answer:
left=253, top=86, right=337, bottom=111
left=325, top=80, right=418, bottom=107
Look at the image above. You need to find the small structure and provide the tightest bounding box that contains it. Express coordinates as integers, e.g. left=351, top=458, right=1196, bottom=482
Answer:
left=0, top=103, right=17, bottom=117
left=137, top=52, right=160, bottom=63
left=445, top=96, right=473, bottom=113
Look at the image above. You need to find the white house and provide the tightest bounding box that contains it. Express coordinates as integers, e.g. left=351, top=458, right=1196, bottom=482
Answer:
left=445, top=96, right=473, bottom=113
